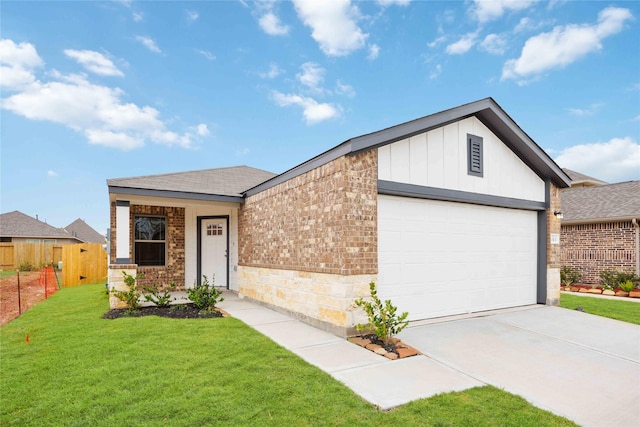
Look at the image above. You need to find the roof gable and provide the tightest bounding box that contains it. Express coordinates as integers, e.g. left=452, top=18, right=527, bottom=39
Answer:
left=64, top=219, right=105, bottom=244
left=246, top=98, right=571, bottom=196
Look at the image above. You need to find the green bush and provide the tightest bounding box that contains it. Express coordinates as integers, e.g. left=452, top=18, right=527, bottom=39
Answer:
left=619, top=281, right=636, bottom=293
left=110, top=272, right=144, bottom=310
left=143, top=282, right=176, bottom=308
left=599, top=269, right=639, bottom=289
left=18, top=261, right=36, bottom=272
left=186, top=275, right=224, bottom=310
left=560, top=266, right=582, bottom=287
left=354, top=282, right=409, bottom=345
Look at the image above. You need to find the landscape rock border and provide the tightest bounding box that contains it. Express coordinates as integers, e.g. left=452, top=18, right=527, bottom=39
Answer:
left=348, top=334, right=421, bottom=360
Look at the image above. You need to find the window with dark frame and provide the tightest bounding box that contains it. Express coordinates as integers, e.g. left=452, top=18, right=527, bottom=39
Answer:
left=467, top=134, right=483, bottom=177
left=134, top=216, right=166, bottom=266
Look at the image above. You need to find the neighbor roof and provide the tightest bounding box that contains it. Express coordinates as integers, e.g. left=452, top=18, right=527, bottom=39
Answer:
left=245, top=97, right=571, bottom=196
left=108, top=166, right=277, bottom=202
left=561, top=181, right=640, bottom=223
left=562, top=168, right=607, bottom=187
left=64, top=219, right=105, bottom=244
left=0, top=211, right=81, bottom=241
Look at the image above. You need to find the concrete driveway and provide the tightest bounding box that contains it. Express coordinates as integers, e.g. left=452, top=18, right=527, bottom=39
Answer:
left=399, top=306, right=640, bottom=427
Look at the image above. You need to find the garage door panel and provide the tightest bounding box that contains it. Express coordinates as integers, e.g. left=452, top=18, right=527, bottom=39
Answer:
left=378, top=195, right=538, bottom=321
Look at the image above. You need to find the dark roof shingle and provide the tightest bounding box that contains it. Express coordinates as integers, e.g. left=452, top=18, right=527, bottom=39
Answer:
left=64, top=219, right=105, bottom=244
left=0, top=211, right=79, bottom=240
left=561, top=181, right=640, bottom=223
left=107, top=165, right=276, bottom=197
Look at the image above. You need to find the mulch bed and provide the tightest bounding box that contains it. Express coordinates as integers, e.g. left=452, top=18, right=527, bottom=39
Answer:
left=103, top=304, right=226, bottom=320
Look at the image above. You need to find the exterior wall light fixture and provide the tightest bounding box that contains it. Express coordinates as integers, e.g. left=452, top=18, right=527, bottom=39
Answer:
left=553, top=210, right=563, bottom=219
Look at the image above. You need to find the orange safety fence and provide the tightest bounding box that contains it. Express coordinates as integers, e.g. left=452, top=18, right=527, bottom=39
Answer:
left=0, top=267, right=60, bottom=326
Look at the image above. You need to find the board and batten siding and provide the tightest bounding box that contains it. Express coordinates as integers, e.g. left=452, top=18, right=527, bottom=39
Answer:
left=377, top=116, right=545, bottom=202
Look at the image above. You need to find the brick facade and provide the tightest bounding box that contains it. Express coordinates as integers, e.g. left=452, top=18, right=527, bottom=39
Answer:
left=561, top=221, right=636, bottom=285
left=109, top=202, right=186, bottom=290
left=239, top=150, right=378, bottom=275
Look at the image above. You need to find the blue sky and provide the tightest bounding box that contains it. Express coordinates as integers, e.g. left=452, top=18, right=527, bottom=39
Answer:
left=1, top=0, right=639, bottom=235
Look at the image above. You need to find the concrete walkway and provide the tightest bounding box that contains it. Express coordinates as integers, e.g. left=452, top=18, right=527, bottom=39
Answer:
left=215, top=293, right=639, bottom=426
left=216, top=292, right=482, bottom=410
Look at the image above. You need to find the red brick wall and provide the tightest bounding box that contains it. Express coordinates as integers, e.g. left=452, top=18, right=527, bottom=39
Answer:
left=109, top=202, right=185, bottom=290
left=561, top=221, right=636, bottom=285
left=239, top=151, right=378, bottom=275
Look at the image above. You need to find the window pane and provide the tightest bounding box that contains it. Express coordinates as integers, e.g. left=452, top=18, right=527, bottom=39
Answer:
left=135, top=217, right=165, bottom=240
left=135, top=242, right=165, bottom=266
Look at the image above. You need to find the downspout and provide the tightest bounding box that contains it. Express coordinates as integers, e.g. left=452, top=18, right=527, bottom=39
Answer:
left=633, top=218, right=640, bottom=277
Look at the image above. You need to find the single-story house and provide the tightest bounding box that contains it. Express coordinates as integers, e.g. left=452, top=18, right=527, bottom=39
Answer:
left=560, top=179, right=640, bottom=284
left=107, top=97, right=571, bottom=336
left=0, top=211, right=83, bottom=244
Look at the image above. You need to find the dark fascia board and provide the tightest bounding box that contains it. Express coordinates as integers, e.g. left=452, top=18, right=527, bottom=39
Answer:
left=243, top=141, right=352, bottom=197
left=352, top=98, right=570, bottom=189
left=244, top=98, right=570, bottom=198
left=108, top=186, right=243, bottom=204
left=378, top=180, right=547, bottom=211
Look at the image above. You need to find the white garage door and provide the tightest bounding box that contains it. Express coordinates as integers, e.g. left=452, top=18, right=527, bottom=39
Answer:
left=378, top=195, right=538, bottom=321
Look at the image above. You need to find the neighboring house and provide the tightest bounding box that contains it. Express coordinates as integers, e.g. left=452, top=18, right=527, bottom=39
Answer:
left=562, top=168, right=608, bottom=188
left=0, top=211, right=82, bottom=244
left=64, top=218, right=106, bottom=244
left=107, top=98, right=571, bottom=336
left=560, top=180, right=640, bottom=285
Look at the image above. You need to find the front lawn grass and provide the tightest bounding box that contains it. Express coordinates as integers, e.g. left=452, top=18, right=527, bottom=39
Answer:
left=561, top=293, right=640, bottom=325
left=0, top=270, right=17, bottom=279
left=1, top=284, right=576, bottom=426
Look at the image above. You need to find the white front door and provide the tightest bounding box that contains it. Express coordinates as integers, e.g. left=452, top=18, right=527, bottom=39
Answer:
left=200, top=218, right=228, bottom=288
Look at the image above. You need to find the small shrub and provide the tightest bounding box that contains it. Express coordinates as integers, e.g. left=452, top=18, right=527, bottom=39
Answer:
left=143, top=282, right=176, bottom=308
left=599, top=269, right=639, bottom=289
left=186, top=275, right=224, bottom=310
left=110, top=272, right=144, bottom=310
left=18, top=261, right=36, bottom=272
left=619, top=281, right=636, bottom=293
left=560, top=266, right=582, bottom=287
left=354, top=282, right=409, bottom=345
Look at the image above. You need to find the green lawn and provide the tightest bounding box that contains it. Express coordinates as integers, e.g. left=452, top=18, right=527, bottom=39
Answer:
left=1, top=284, right=576, bottom=426
left=0, top=270, right=17, bottom=279
left=561, top=293, right=640, bottom=325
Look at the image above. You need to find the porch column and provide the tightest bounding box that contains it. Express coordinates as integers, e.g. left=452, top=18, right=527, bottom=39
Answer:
left=115, top=200, right=131, bottom=263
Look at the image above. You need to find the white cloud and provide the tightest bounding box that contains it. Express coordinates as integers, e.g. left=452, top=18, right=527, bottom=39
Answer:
left=0, top=39, right=44, bottom=90
left=186, top=10, right=199, bottom=23
left=1, top=40, right=201, bottom=151
left=377, top=0, right=410, bottom=6
left=479, top=33, right=508, bottom=55
left=133, top=11, right=143, bottom=22
left=445, top=32, right=478, bottom=55
left=336, top=80, right=355, bottom=97
left=259, top=63, right=283, bottom=79
left=429, top=64, right=442, bottom=80
left=135, top=36, right=162, bottom=53
left=195, top=123, right=209, bottom=136
left=271, top=91, right=339, bottom=124
left=367, top=44, right=380, bottom=60
left=259, top=12, right=290, bottom=36
left=64, top=49, right=124, bottom=77
left=555, top=137, right=640, bottom=182
left=293, top=0, right=368, bottom=57
left=427, top=35, right=447, bottom=49
left=502, top=7, right=633, bottom=82
left=236, top=147, right=250, bottom=156
left=567, top=103, right=602, bottom=117
left=297, top=62, right=325, bottom=93
left=47, top=170, right=58, bottom=177
left=471, top=0, right=535, bottom=24
left=196, top=49, right=216, bottom=61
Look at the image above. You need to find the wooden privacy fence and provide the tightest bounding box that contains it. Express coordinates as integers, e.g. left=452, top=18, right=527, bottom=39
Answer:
left=61, top=243, right=108, bottom=287
left=0, top=243, right=107, bottom=287
left=0, top=243, right=63, bottom=270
